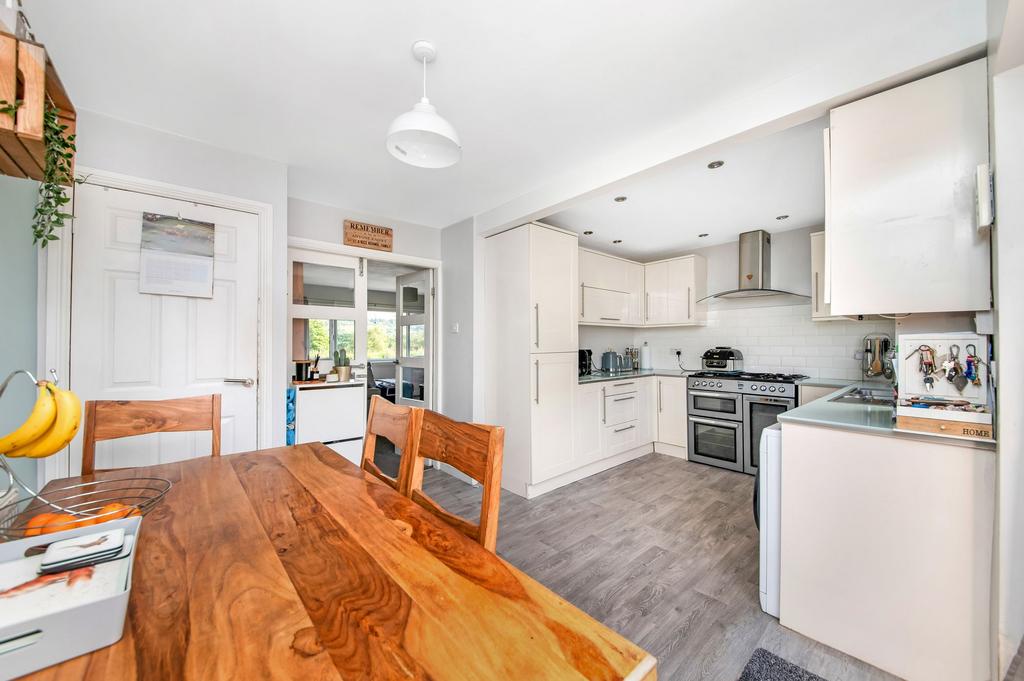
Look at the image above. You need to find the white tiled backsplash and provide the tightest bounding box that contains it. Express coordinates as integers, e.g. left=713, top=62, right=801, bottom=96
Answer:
left=580, top=303, right=896, bottom=381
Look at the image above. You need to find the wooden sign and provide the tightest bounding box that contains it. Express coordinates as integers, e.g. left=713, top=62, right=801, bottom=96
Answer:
left=344, top=219, right=393, bottom=252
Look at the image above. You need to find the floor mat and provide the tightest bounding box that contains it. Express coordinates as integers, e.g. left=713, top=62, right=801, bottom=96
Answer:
left=738, top=648, right=827, bottom=681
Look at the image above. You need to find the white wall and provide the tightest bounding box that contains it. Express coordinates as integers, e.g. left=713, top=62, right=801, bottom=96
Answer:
left=580, top=228, right=895, bottom=378
left=993, top=62, right=1024, bottom=678
left=73, top=110, right=292, bottom=446
left=440, top=218, right=475, bottom=420
left=288, top=197, right=441, bottom=260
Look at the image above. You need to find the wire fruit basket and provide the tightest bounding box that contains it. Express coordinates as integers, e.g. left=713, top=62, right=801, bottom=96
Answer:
left=0, top=369, right=172, bottom=541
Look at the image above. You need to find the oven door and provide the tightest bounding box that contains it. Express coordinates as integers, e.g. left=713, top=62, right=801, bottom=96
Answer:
left=687, top=416, right=743, bottom=472
left=688, top=390, right=742, bottom=420
left=742, top=394, right=794, bottom=475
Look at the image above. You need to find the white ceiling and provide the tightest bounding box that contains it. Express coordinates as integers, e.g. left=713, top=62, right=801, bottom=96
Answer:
left=26, top=1, right=983, bottom=228
left=544, top=117, right=829, bottom=261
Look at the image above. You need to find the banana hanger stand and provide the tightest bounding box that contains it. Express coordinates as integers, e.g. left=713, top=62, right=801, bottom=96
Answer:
left=0, top=369, right=171, bottom=540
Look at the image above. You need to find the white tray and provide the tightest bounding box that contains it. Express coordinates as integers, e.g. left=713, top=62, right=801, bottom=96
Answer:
left=0, top=516, right=141, bottom=680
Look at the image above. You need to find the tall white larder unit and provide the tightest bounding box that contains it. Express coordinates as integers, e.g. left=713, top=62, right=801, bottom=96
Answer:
left=484, top=222, right=579, bottom=498
left=826, top=58, right=991, bottom=315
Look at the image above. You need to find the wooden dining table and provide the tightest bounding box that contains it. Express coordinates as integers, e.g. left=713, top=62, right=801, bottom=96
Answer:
left=22, top=443, right=657, bottom=680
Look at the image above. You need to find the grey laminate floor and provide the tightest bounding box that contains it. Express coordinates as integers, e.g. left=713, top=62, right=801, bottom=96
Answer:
left=421, top=453, right=900, bottom=681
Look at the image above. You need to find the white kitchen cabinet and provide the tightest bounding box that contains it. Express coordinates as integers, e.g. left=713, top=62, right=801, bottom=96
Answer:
left=531, top=224, right=579, bottom=352
left=826, top=58, right=990, bottom=315
left=574, top=382, right=604, bottom=465
left=579, top=248, right=643, bottom=326
left=294, top=383, right=366, bottom=465
left=656, top=375, right=688, bottom=448
left=644, top=255, right=707, bottom=326
left=530, top=353, right=578, bottom=483
left=484, top=223, right=581, bottom=498
left=809, top=231, right=843, bottom=321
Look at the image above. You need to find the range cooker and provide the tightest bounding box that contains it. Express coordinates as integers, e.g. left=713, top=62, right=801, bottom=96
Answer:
left=686, top=368, right=806, bottom=475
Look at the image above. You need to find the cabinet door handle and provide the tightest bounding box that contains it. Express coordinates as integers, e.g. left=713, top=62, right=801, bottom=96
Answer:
left=614, top=425, right=636, bottom=433
left=814, top=272, right=820, bottom=313
left=534, top=360, right=540, bottom=404
left=601, top=387, right=606, bottom=423
left=580, top=283, right=585, bottom=318
left=687, top=287, right=692, bottom=320
left=613, top=396, right=635, bottom=402
left=534, top=304, right=540, bottom=348
left=613, top=382, right=634, bottom=387
left=600, top=317, right=621, bottom=321
left=645, top=292, right=650, bottom=321
left=658, top=380, right=663, bottom=413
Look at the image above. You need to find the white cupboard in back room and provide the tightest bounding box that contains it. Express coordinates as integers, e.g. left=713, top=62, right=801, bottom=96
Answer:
left=644, top=255, right=707, bottom=326
left=825, top=58, right=990, bottom=316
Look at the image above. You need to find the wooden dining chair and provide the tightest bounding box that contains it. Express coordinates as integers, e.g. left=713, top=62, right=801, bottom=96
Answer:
left=403, top=410, right=505, bottom=552
left=82, top=394, right=222, bottom=475
left=360, top=395, right=424, bottom=491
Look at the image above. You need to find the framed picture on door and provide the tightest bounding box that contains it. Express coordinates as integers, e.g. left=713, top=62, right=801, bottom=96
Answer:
left=139, top=212, right=216, bottom=298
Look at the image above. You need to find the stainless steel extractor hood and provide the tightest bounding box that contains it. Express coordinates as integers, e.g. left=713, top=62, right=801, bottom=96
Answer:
left=699, top=229, right=810, bottom=301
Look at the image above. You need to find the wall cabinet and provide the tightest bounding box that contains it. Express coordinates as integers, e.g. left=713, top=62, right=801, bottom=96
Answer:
left=579, top=248, right=643, bottom=326
left=809, top=231, right=843, bottom=321
left=655, top=376, right=688, bottom=447
left=826, top=58, right=991, bottom=316
left=644, top=255, right=707, bottom=326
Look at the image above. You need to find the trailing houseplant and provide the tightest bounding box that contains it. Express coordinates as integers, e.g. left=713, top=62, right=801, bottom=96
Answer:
left=0, top=100, right=76, bottom=248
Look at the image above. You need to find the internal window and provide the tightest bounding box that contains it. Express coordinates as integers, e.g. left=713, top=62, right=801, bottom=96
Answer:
left=367, top=311, right=396, bottom=360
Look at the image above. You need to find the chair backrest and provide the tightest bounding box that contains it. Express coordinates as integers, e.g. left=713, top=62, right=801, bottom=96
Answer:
left=360, top=395, right=423, bottom=491
left=405, top=410, right=505, bottom=552
left=82, top=394, right=222, bottom=475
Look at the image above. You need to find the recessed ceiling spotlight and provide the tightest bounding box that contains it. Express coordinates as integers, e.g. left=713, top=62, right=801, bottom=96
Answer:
left=698, top=233, right=709, bottom=238
left=707, top=160, right=725, bottom=169
left=612, top=239, right=623, bottom=244
left=775, top=214, right=790, bottom=220
left=583, top=230, right=593, bottom=235
left=613, top=196, right=628, bottom=203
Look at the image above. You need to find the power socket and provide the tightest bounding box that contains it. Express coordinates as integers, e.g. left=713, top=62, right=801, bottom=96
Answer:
left=671, top=348, right=683, bottom=358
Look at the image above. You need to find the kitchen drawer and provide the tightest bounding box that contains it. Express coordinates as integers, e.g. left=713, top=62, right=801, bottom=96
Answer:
left=604, top=420, right=641, bottom=455
left=604, top=391, right=639, bottom=426
left=604, top=379, right=640, bottom=397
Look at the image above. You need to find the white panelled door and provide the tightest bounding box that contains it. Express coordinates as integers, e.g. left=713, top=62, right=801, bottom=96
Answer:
left=69, top=183, right=260, bottom=474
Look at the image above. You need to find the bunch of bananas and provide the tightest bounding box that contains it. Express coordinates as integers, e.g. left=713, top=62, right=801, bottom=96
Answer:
left=0, top=381, right=82, bottom=458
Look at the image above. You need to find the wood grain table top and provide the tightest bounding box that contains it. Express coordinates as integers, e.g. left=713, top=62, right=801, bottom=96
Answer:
left=21, top=443, right=656, bottom=680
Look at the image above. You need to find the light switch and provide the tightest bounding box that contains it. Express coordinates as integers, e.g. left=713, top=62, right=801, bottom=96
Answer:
left=450, top=322, right=460, bottom=334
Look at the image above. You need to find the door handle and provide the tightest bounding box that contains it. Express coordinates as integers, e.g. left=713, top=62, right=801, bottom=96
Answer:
left=613, top=425, right=635, bottom=433
left=224, top=378, right=255, bottom=387
left=613, top=396, right=635, bottom=402
left=689, top=416, right=740, bottom=429
left=645, top=292, right=650, bottom=321
left=600, top=317, right=621, bottom=321
left=534, top=360, right=540, bottom=404
left=687, top=287, right=692, bottom=320
left=580, top=283, right=585, bottom=318
left=658, top=380, right=663, bottom=413
left=814, top=272, right=820, bottom=313
left=689, top=391, right=736, bottom=399
left=534, top=304, right=540, bottom=348
left=602, top=387, right=606, bottom=423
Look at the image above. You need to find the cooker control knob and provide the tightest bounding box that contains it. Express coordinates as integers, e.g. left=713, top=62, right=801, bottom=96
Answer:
left=760, top=385, right=767, bottom=391
left=769, top=386, right=776, bottom=392
left=716, top=382, right=723, bottom=388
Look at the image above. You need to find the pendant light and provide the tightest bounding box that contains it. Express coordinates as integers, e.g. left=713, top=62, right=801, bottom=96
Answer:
left=386, top=41, right=462, bottom=168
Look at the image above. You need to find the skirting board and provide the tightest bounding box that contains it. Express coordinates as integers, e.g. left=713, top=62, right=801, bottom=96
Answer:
left=653, top=442, right=687, bottom=459
left=521, top=444, right=655, bottom=499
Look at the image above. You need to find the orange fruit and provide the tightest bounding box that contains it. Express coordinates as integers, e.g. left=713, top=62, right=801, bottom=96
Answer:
left=39, top=513, right=78, bottom=534
left=24, top=512, right=58, bottom=537
left=96, top=502, right=141, bottom=521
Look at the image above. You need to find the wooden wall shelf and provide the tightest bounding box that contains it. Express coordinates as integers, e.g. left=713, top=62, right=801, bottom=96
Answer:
left=0, top=31, right=75, bottom=182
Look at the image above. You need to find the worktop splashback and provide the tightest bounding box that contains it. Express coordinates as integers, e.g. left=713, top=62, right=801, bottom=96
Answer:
left=579, top=303, right=894, bottom=380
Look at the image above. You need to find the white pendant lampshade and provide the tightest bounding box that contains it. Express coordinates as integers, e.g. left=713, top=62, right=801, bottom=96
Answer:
left=386, top=41, right=461, bottom=169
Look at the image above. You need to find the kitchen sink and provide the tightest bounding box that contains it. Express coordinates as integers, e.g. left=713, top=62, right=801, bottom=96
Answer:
left=828, top=387, right=895, bottom=407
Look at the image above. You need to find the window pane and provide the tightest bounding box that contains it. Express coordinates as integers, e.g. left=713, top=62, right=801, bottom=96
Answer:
left=293, top=261, right=355, bottom=307
left=367, top=311, right=396, bottom=360
left=400, top=283, right=426, bottom=315
left=293, top=319, right=356, bottom=364
left=403, top=324, right=425, bottom=358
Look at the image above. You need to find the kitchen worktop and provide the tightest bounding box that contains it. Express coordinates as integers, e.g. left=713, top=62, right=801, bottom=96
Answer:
left=578, top=368, right=693, bottom=385
left=778, top=381, right=995, bottom=450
